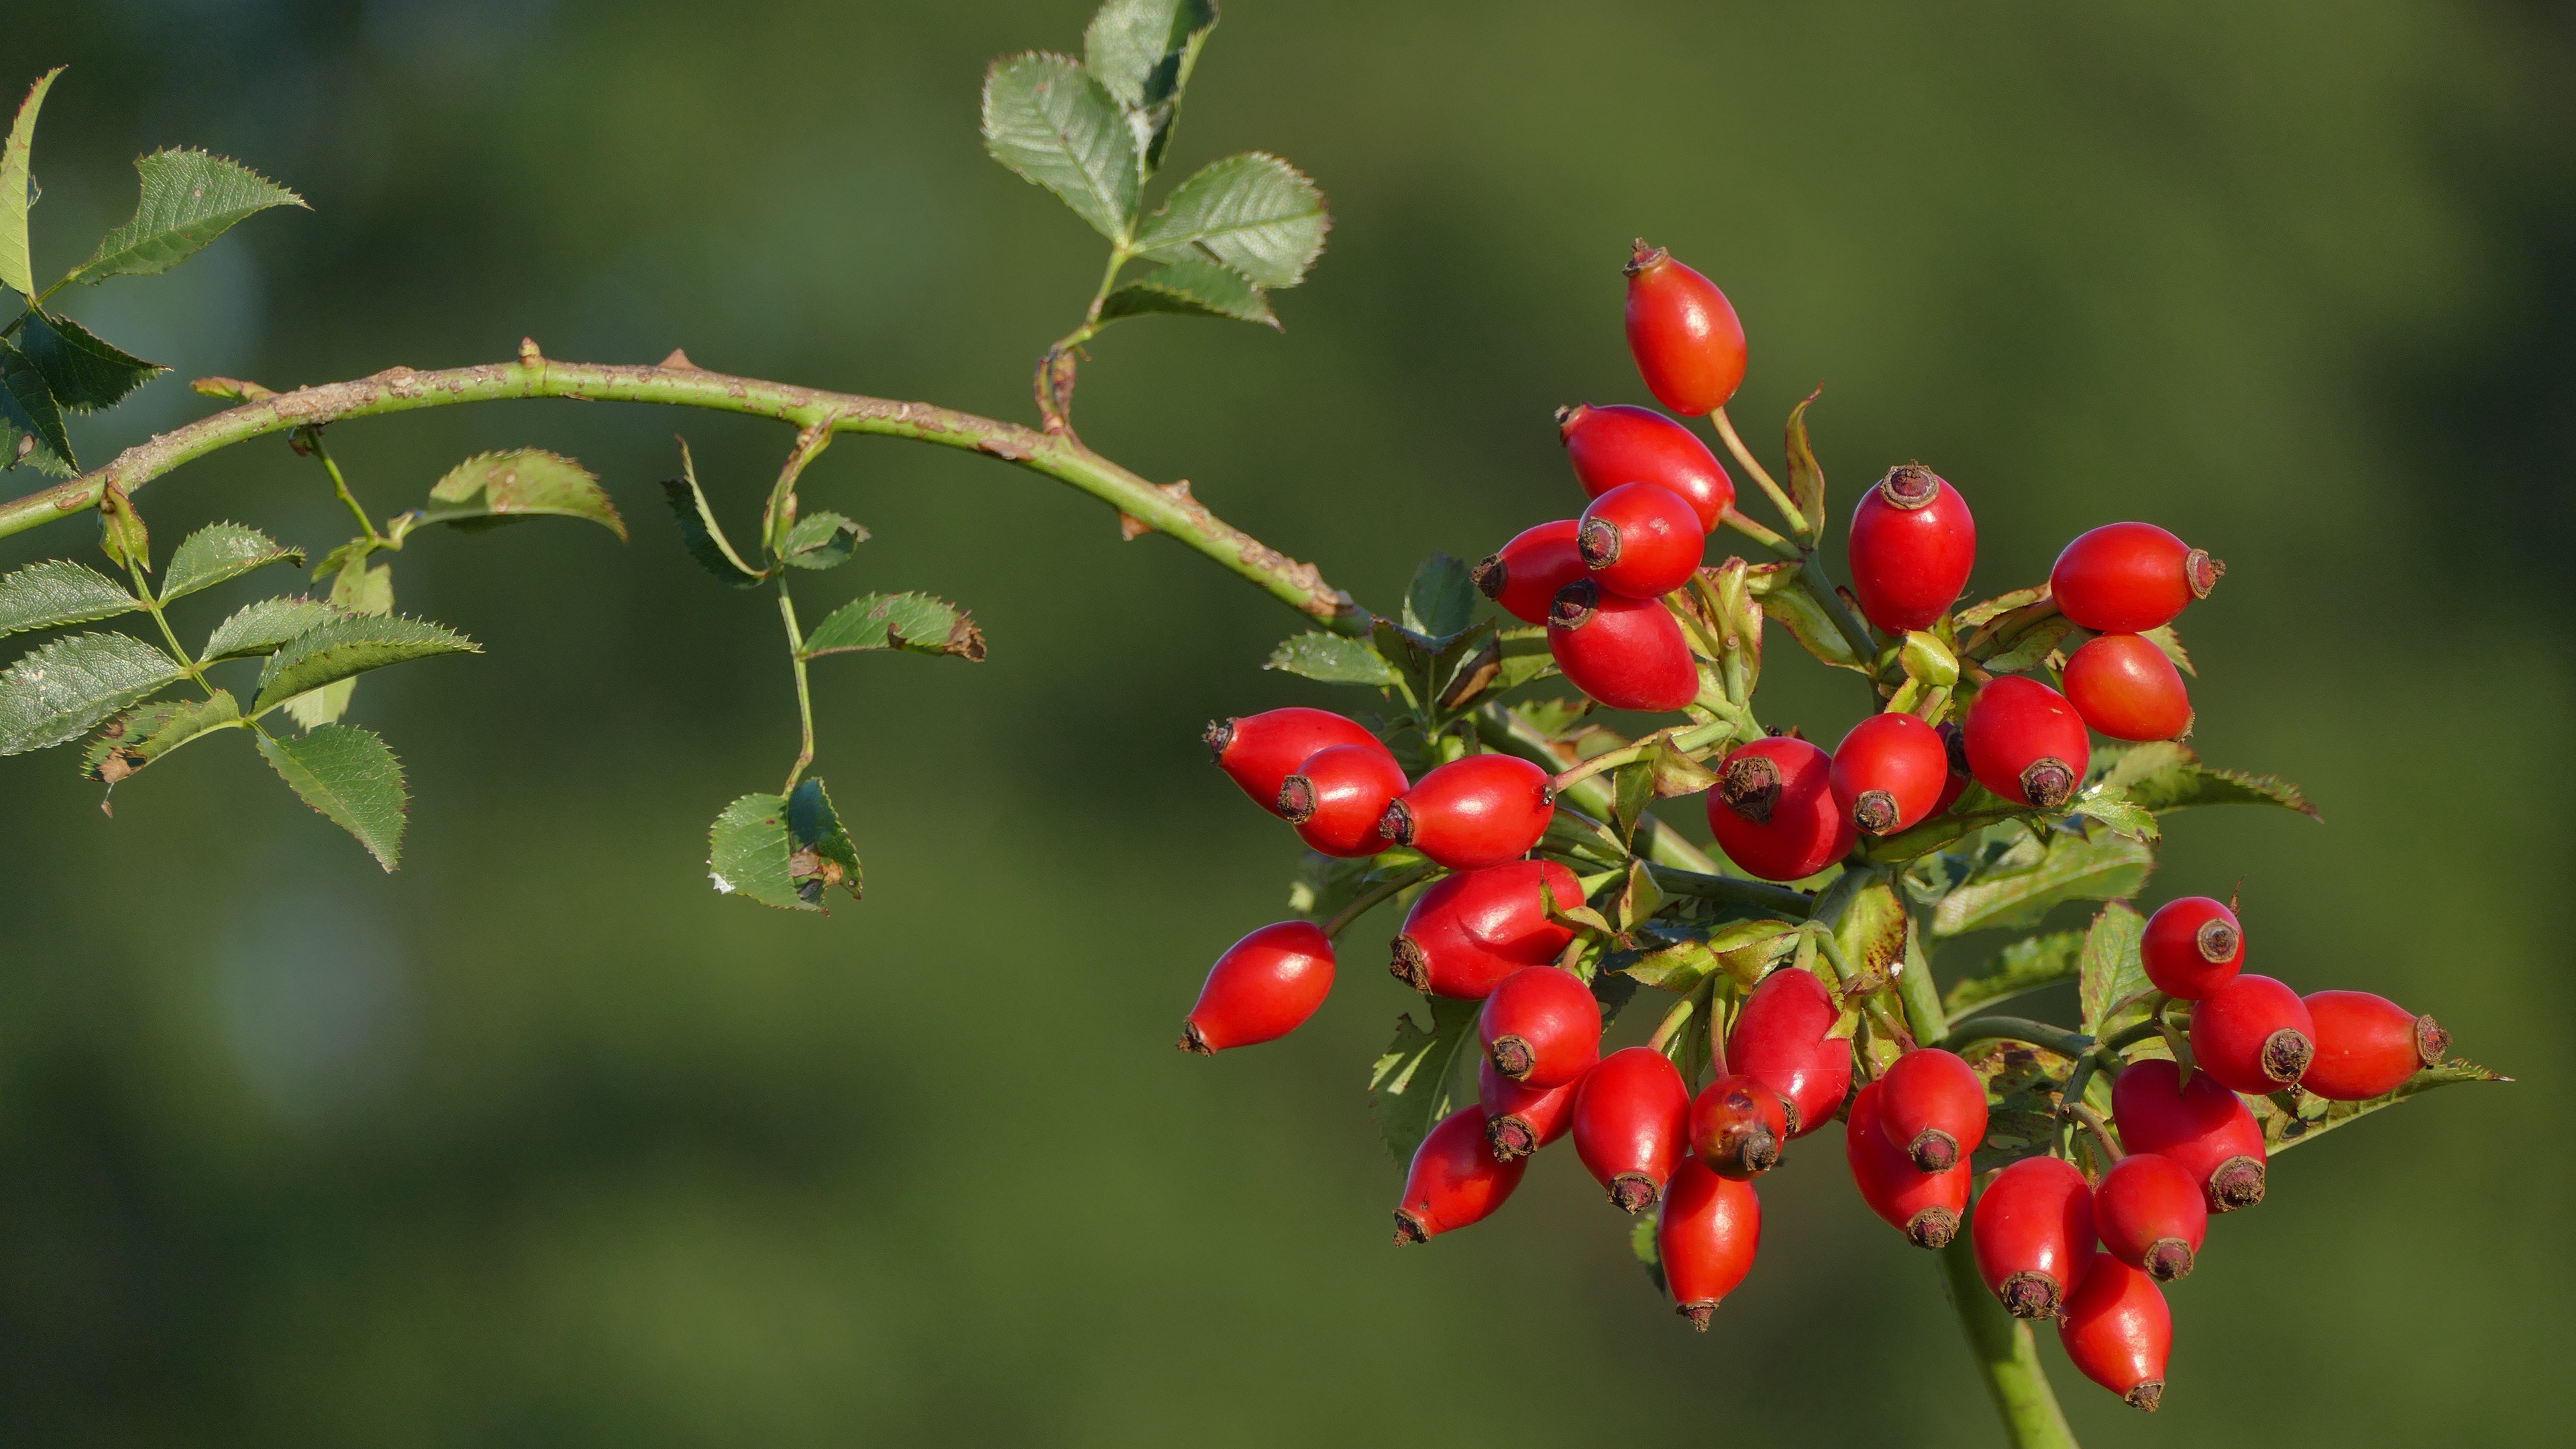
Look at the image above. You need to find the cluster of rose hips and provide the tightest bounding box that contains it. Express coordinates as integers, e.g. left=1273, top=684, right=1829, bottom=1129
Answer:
left=1176, top=240, right=2459, bottom=1415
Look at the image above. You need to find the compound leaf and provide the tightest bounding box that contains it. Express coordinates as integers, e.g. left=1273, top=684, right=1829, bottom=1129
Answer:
left=1931, top=827, right=2155, bottom=939
left=67, top=148, right=307, bottom=286
left=201, top=595, right=339, bottom=661
left=2116, top=743, right=2318, bottom=820
left=82, top=689, right=238, bottom=783
left=1136, top=152, right=1328, bottom=289
left=981, top=52, right=1140, bottom=243
left=17, top=308, right=164, bottom=412
left=1083, top=0, right=1218, bottom=174
left=162, top=521, right=302, bottom=601
left=802, top=592, right=986, bottom=661
left=0, top=631, right=187, bottom=755
left=257, top=722, right=407, bottom=871
left=1369, top=994, right=1479, bottom=1163
left=1265, top=630, right=1399, bottom=687
left=0, top=68, right=62, bottom=295
left=2257, top=1060, right=2508, bottom=1155
left=1097, top=256, right=1274, bottom=327
left=408, top=448, right=627, bottom=541
left=1943, top=929, right=2084, bottom=1024
left=0, top=557, right=136, bottom=635
left=252, top=612, right=478, bottom=716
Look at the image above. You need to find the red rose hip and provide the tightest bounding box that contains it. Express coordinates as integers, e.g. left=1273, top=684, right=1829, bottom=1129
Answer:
left=1845, top=1081, right=1972, bottom=1248
left=1578, top=482, right=1706, bottom=600
left=1656, top=1159, right=1761, bottom=1330
left=1877, top=1047, right=1989, bottom=1173
left=1389, top=861, right=1584, bottom=999
left=2050, top=521, right=2223, bottom=634
left=2057, top=1252, right=2171, bottom=1412
left=1558, top=402, right=1734, bottom=531
left=1479, top=1056, right=1578, bottom=1161
left=1846, top=464, right=1977, bottom=633
left=1972, top=1155, right=2098, bottom=1319
left=1572, top=1046, right=1692, bottom=1213
left=1831, top=712, right=1951, bottom=836
left=2141, top=896, right=2243, bottom=1000
left=1177, top=921, right=1335, bottom=1054
left=1623, top=240, right=1746, bottom=416
left=2302, top=989, right=2447, bottom=1101
left=1690, top=1072, right=1788, bottom=1179
left=1473, top=520, right=1587, bottom=626
left=1546, top=581, right=1701, bottom=712
left=1479, top=965, right=1602, bottom=1089
left=2111, top=1058, right=2267, bottom=1212
left=1708, top=736, right=1857, bottom=881
left=1727, top=967, right=1851, bottom=1138
left=2063, top=634, right=2192, bottom=742
left=1380, top=753, right=1554, bottom=870
left=1277, top=744, right=1409, bottom=858
left=2094, top=1152, right=2208, bottom=1283
left=1392, top=1106, right=1528, bottom=1244
left=1206, top=708, right=1384, bottom=816
left=2188, top=973, right=2314, bottom=1095
left=1962, top=676, right=2090, bottom=811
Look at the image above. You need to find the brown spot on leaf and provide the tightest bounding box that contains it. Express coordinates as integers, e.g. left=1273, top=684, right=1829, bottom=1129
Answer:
left=95, top=747, right=144, bottom=785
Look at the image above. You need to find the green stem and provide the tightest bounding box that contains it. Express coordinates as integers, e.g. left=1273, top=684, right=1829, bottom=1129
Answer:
left=1939, top=1236, right=2082, bottom=1449
left=299, top=427, right=383, bottom=545
left=1943, top=1015, right=2096, bottom=1061
left=1641, top=865, right=1814, bottom=918
left=1799, top=548, right=1880, bottom=665
left=1709, top=406, right=1807, bottom=537
left=122, top=558, right=218, bottom=699
left=0, top=354, right=1360, bottom=632
left=777, top=581, right=816, bottom=795
left=1320, top=864, right=1437, bottom=941
left=1470, top=705, right=1718, bottom=873
left=1717, top=505, right=1799, bottom=561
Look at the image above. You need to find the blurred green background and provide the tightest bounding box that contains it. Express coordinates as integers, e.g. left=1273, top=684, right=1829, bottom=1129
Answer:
left=2, top=1, right=2567, bottom=1443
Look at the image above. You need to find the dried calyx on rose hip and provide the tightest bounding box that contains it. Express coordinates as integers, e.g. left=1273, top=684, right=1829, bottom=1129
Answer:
left=1972, top=1155, right=2097, bottom=1320
left=1846, top=464, right=1976, bottom=633
left=1389, top=861, right=1584, bottom=998
left=1479, top=1056, right=1577, bottom=1161
left=2112, top=1057, right=2268, bottom=1213
left=1207, top=707, right=1383, bottom=816
left=1473, top=519, right=1586, bottom=626
left=1545, top=579, right=1701, bottom=712
left=1378, top=753, right=1554, bottom=871
left=2051, top=521, right=2223, bottom=635
left=1557, top=402, right=1733, bottom=531
left=1393, top=1106, right=1527, bottom=1245
left=1707, top=735, right=1857, bottom=881
left=1690, top=1072, right=1788, bottom=1179
left=1573, top=1046, right=1693, bottom=1214
left=1478, top=965, right=1603, bottom=1089
left=1962, top=675, right=2089, bottom=811
left=2141, top=896, right=2245, bottom=1000
left=1277, top=743, right=1409, bottom=858
left=2188, top=973, right=2315, bottom=1095
left=1657, top=1159, right=1761, bottom=1331
left=2093, top=1152, right=2208, bottom=1283
left=1831, top=711, right=1950, bottom=837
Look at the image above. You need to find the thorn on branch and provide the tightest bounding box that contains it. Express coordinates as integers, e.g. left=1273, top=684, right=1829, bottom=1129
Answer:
left=519, top=337, right=543, bottom=364
left=659, top=347, right=702, bottom=370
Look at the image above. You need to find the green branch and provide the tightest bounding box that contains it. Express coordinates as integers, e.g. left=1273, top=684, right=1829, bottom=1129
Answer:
left=0, top=349, right=1362, bottom=632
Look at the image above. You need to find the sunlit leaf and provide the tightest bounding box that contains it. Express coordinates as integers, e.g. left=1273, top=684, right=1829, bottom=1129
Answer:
left=2257, top=1061, right=2507, bottom=1155
left=708, top=792, right=810, bottom=912
left=251, top=612, right=478, bottom=716
left=0, top=557, right=136, bottom=635
left=786, top=777, right=863, bottom=907
left=1368, top=994, right=1479, bottom=1163
left=2076, top=902, right=2147, bottom=1036
left=67, top=148, right=307, bottom=286
left=0, top=68, right=64, bottom=295
left=1083, top=0, right=1218, bottom=174
left=0, top=631, right=186, bottom=755
left=201, top=596, right=339, bottom=662
left=407, top=448, right=627, bottom=541
left=1930, top=827, right=2156, bottom=938
left=258, top=723, right=407, bottom=871
left=1403, top=552, right=1477, bottom=641
left=1264, top=629, right=1399, bottom=687
left=981, top=52, right=1140, bottom=243
left=1098, top=256, right=1275, bottom=327
left=278, top=556, right=394, bottom=729
left=778, top=510, right=868, bottom=570
left=1136, top=151, right=1328, bottom=289
left=162, top=521, right=303, bottom=602
left=83, top=690, right=237, bottom=784
left=1942, top=929, right=2083, bottom=1023
left=1784, top=387, right=1826, bottom=535
left=802, top=592, right=986, bottom=660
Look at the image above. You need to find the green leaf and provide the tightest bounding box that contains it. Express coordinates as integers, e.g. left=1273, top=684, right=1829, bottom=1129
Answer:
left=1749, top=567, right=1866, bottom=673
left=1650, top=981, right=1717, bottom=1091
left=0, top=631, right=186, bottom=755
left=2256, top=1061, right=2508, bottom=1155
left=1609, top=758, right=1655, bottom=844
left=201, top=596, right=339, bottom=661
left=162, top=521, right=303, bottom=601
left=1957, top=586, right=2049, bottom=629
left=1491, top=627, right=1559, bottom=692
left=0, top=68, right=62, bottom=296
left=2109, top=742, right=2318, bottom=820
left=0, top=337, right=75, bottom=474
left=0, top=557, right=136, bottom=635
left=981, top=53, right=1140, bottom=244
left=1368, top=995, right=1479, bottom=1163
left=1402, top=552, right=1477, bottom=641
left=278, top=556, right=392, bottom=729
left=2141, top=623, right=2194, bottom=678
left=659, top=440, right=763, bottom=588
left=778, top=511, right=868, bottom=571
left=802, top=592, right=987, bottom=661
left=1784, top=387, right=1826, bottom=537
left=786, top=777, right=864, bottom=906
left=2097, top=740, right=2189, bottom=792
left=1265, top=630, right=1399, bottom=687
left=708, top=784, right=863, bottom=913
left=257, top=723, right=407, bottom=871
left=66, top=148, right=307, bottom=286
left=16, top=309, right=164, bottom=412
left=1931, top=827, right=2156, bottom=939
left=251, top=613, right=478, bottom=716
left=2070, top=783, right=2159, bottom=843
left=82, top=689, right=238, bottom=784
left=1834, top=876, right=1912, bottom=984
left=1096, top=256, right=1276, bottom=327
left=405, top=448, right=627, bottom=542
left=2075, top=902, right=2147, bottom=1036
left=1083, top=0, right=1218, bottom=174
left=1941, top=930, right=2084, bottom=1024
left=1135, top=152, right=1329, bottom=290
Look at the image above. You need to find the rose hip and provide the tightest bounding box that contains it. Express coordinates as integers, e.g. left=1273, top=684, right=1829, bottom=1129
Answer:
left=1972, top=1155, right=2097, bottom=1320
left=2063, top=634, right=2192, bottom=742
left=1623, top=239, right=1746, bottom=416
left=1277, top=744, right=1408, bottom=858
left=1846, top=464, right=1976, bottom=633
left=1479, top=965, right=1602, bottom=1088
left=1578, top=482, right=1706, bottom=600
left=2141, top=896, right=2243, bottom=1001
left=1727, top=967, right=1851, bottom=1138
left=2050, top=521, right=2222, bottom=634
left=1546, top=581, right=1701, bottom=712
left=2188, top=973, right=2314, bottom=1095
left=1379, top=753, right=1554, bottom=871
left=1177, top=920, right=1335, bottom=1054
left=1473, top=520, right=1587, bottom=626
left=2302, top=989, right=2447, bottom=1101
left=1962, top=675, right=2090, bottom=811
left=2093, top=1152, right=2208, bottom=1283
left=1572, top=1045, right=1692, bottom=1214
left=1845, top=1081, right=1971, bottom=1248
left=1690, top=1072, right=1788, bottom=1179
left=2057, top=1252, right=2171, bottom=1412
left=1707, top=736, right=1858, bottom=881
left=1392, top=1106, right=1527, bottom=1244
left=1656, top=1159, right=1761, bottom=1330
left=1205, top=708, right=1384, bottom=816
left=1558, top=402, right=1734, bottom=531
left=1831, top=712, right=1951, bottom=836
left=1479, top=1055, right=1578, bottom=1161
left=1390, top=861, right=1584, bottom=999
left=1877, top=1047, right=1989, bottom=1173
left=2110, top=1058, right=2267, bottom=1213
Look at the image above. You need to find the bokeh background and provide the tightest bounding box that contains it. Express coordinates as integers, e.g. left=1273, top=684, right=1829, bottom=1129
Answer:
left=2, top=1, right=2567, bottom=1443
